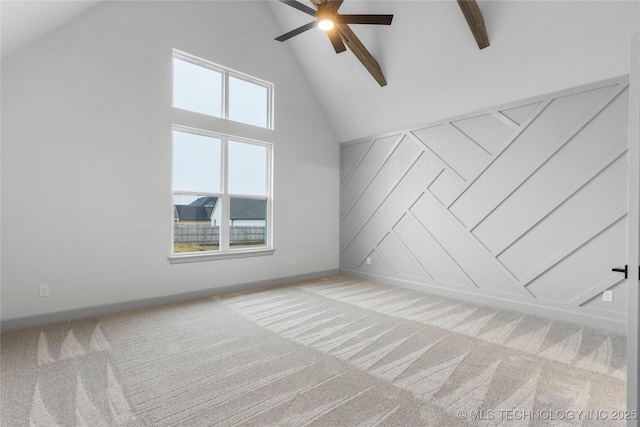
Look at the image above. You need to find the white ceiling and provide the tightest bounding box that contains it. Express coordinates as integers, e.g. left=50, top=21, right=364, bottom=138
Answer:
left=2, top=0, right=639, bottom=142
left=0, top=0, right=102, bottom=59
left=267, top=0, right=640, bottom=141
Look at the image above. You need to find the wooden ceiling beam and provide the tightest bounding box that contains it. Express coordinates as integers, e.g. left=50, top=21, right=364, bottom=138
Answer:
left=336, top=24, right=387, bottom=87
left=325, top=0, right=343, bottom=13
left=457, top=0, right=490, bottom=50
left=311, top=0, right=387, bottom=87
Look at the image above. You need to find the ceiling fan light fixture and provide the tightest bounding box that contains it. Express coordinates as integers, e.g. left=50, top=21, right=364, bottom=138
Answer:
left=274, top=0, right=396, bottom=86
left=318, top=19, right=334, bottom=31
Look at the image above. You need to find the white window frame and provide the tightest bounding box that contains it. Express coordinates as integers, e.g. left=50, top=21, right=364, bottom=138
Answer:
left=172, top=49, right=274, bottom=130
left=170, top=49, right=275, bottom=264
left=169, top=125, right=274, bottom=263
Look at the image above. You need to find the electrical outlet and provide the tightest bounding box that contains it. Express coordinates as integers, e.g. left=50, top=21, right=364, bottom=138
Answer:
left=603, top=290, right=613, bottom=302
left=366, top=257, right=371, bottom=265
left=38, top=284, right=49, bottom=298
left=291, top=258, right=297, bottom=266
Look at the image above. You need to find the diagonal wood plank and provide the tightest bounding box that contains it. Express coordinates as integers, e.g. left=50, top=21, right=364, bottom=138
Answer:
left=340, top=77, right=630, bottom=332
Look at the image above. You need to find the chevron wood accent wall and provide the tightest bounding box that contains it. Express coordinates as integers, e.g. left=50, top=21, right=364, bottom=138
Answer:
left=340, top=77, right=630, bottom=332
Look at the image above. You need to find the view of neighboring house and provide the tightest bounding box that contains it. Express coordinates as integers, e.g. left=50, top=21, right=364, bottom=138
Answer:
left=174, top=197, right=218, bottom=224
left=174, top=196, right=266, bottom=227
left=229, top=198, right=267, bottom=226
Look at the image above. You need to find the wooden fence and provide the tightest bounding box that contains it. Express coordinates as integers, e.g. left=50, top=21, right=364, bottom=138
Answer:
left=174, top=224, right=265, bottom=245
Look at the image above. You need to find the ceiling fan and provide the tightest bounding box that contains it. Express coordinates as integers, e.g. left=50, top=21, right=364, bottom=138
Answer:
left=275, top=0, right=393, bottom=53
left=275, top=0, right=393, bottom=86
left=275, top=0, right=490, bottom=87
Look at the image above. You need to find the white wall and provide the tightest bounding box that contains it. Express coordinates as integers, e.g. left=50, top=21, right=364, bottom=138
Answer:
left=332, top=1, right=639, bottom=333
left=1, top=1, right=340, bottom=321
left=340, top=77, right=631, bottom=332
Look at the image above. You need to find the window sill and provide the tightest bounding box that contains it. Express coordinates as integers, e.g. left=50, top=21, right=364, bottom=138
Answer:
left=168, top=248, right=275, bottom=264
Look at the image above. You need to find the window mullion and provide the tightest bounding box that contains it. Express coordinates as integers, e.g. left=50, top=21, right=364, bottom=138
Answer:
left=267, top=86, right=273, bottom=129
left=266, top=146, right=272, bottom=248
left=223, top=70, right=229, bottom=120
left=220, top=138, right=230, bottom=251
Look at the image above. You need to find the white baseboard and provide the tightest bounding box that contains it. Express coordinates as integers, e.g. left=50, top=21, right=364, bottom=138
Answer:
left=340, top=268, right=627, bottom=335
left=0, top=269, right=340, bottom=332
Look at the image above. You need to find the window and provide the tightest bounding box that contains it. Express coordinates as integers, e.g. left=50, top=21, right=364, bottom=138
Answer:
left=228, top=76, right=269, bottom=128
left=172, top=50, right=273, bottom=129
left=172, top=128, right=272, bottom=258
left=170, top=50, right=274, bottom=262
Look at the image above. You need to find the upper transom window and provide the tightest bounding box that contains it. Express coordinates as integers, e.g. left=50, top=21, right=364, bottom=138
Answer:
left=172, top=50, right=273, bottom=129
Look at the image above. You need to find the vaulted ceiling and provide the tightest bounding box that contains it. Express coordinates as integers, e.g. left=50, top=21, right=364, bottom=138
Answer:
left=2, top=1, right=639, bottom=142
left=0, top=0, right=101, bottom=59
left=268, top=0, right=639, bottom=141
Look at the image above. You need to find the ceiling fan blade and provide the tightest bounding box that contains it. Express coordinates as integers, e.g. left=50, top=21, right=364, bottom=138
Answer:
left=279, top=0, right=317, bottom=17
left=275, top=21, right=318, bottom=42
left=326, top=28, right=347, bottom=53
left=336, top=14, right=393, bottom=25
left=336, top=24, right=387, bottom=87
left=457, top=0, right=490, bottom=49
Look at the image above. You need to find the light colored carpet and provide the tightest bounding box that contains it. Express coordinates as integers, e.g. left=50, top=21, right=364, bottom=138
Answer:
left=1, top=275, right=627, bottom=426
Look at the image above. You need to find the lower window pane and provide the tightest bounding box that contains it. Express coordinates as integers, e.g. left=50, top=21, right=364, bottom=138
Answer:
left=173, top=194, right=220, bottom=253
left=230, top=197, right=267, bottom=249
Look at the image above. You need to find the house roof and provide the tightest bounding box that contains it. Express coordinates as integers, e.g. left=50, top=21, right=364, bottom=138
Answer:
left=174, top=205, right=214, bottom=221
left=174, top=197, right=218, bottom=221
left=230, top=198, right=266, bottom=220
left=174, top=197, right=266, bottom=221
left=189, top=196, right=218, bottom=207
